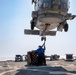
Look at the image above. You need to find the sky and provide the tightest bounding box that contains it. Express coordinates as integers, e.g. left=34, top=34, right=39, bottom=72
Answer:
left=0, top=0, right=76, bottom=60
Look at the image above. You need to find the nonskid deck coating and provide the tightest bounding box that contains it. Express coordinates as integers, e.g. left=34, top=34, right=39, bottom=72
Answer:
left=0, top=60, right=76, bottom=75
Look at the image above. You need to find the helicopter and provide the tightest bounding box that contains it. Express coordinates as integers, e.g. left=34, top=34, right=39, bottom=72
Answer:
left=24, top=0, right=76, bottom=41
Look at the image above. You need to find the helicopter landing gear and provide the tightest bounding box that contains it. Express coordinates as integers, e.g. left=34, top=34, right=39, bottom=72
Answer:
left=41, top=36, right=46, bottom=41
left=31, top=21, right=35, bottom=30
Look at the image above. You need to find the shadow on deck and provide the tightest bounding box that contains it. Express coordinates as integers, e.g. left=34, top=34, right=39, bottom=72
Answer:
left=15, top=65, right=76, bottom=75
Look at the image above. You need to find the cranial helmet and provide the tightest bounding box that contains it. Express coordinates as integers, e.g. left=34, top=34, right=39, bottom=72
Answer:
left=38, top=45, right=42, bottom=48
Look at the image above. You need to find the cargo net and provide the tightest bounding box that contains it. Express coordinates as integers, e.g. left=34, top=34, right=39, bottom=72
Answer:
left=27, top=51, right=45, bottom=65
left=27, top=51, right=38, bottom=65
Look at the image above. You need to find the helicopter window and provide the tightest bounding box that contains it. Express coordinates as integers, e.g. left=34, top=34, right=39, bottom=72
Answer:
left=61, top=0, right=67, bottom=4
left=43, top=0, right=51, bottom=3
left=60, top=0, right=68, bottom=9
left=38, top=0, right=43, bottom=8
left=43, top=0, right=52, bottom=8
left=34, top=0, right=38, bottom=10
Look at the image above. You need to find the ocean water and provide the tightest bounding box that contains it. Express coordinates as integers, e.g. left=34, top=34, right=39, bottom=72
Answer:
left=0, top=56, right=66, bottom=61
left=0, top=57, right=15, bottom=61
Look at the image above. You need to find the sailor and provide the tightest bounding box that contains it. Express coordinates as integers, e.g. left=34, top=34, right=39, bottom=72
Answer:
left=35, top=41, right=46, bottom=65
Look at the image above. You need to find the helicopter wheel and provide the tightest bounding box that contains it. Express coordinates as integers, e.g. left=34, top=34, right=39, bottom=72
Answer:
left=31, top=21, right=35, bottom=30
left=64, top=23, right=69, bottom=32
